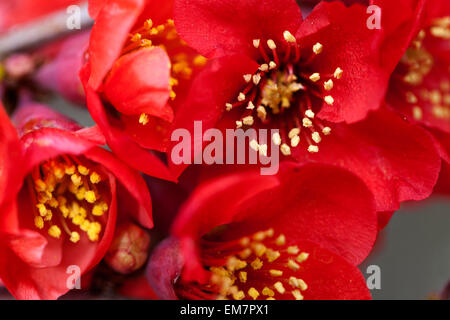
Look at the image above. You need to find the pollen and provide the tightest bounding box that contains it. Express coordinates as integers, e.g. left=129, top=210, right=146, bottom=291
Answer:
left=267, top=39, right=277, bottom=50
left=324, top=95, right=334, bottom=105
left=334, top=67, right=343, bottom=79
left=270, top=269, right=283, bottom=277
left=139, top=113, right=150, bottom=125
left=309, top=73, right=320, bottom=82
left=313, top=42, right=323, bottom=54
left=48, top=225, right=62, bottom=239
left=29, top=156, right=109, bottom=244
left=192, top=228, right=311, bottom=301
left=248, top=288, right=260, bottom=300
left=283, top=31, right=296, bottom=43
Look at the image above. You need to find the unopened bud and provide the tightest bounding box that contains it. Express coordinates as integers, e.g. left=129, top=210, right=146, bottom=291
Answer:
left=105, top=222, right=151, bottom=274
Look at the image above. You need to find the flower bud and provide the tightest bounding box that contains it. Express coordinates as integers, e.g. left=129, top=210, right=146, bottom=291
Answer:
left=105, top=222, right=151, bottom=274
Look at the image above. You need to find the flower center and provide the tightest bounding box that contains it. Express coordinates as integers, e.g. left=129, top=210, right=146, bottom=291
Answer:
left=28, top=156, right=109, bottom=243
left=225, top=31, right=343, bottom=155
left=124, top=19, right=207, bottom=126
left=175, top=228, right=309, bottom=300
left=395, top=17, right=450, bottom=122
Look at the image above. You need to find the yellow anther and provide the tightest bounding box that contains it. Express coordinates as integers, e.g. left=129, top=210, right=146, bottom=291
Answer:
left=322, top=127, right=332, bottom=135
left=305, top=109, right=315, bottom=118
left=70, top=232, right=80, bottom=243
left=291, top=135, right=300, bottom=148
left=265, top=229, right=274, bottom=237
left=238, top=271, right=247, bottom=283
left=60, top=205, right=69, bottom=218
left=262, top=287, right=275, bottom=297
left=131, top=33, right=142, bottom=42
left=139, top=113, right=150, bottom=125
left=253, top=231, right=266, bottom=241
left=238, top=92, right=246, bottom=101
left=251, top=258, right=263, bottom=270
left=90, top=172, right=101, bottom=184
left=44, top=210, right=53, bottom=221
left=85, top=190, right=97, bottom=204
left=287, top=246, right=300, bottom=255
left=34, top=179, right=47, bottom=192
left=253, top=74, right=261, bottom=85
left=72, top=215, right=84, bottom=226
left=308, top=145, right=319, bottom=153
left=257, top=106, right=267, bottom=120
left=324, top=95, right=334, bottom=105
left=248, top=288, right=260, bottom=300
left=77, top=165, right=90, bottom=176
left=334, top=67, right=343, bottom=79
left=193, top=55, right=207, bottom=67
left=226, top=103, right=233, bottom=111
left=144, top=19, right=153, bottom=30
left=270, top=269, right=283, bottom=277
left=266, top=297, right=276, bottom=300
left=280, top=144, right=291, bottom=156
left=259, top=64, right=269, bottom=72
left=309, top=73, right=321, bottom=82
left=36, top=204, right=47, bottom=217
left=243, top=74, right=252, bottom=83
left=272, top=133, right=282, bottom=146
left=269, top=61, right=277, bottom=70
left=292, top=290, right=304, bottom=300
left=80, top=220, right=91, bottom=232
left=71, top=174, right=82, bottom=186
left=324, top=79, right=334, bottom=91
left=288, top=128, right=300, bottom=139
left=253, top=39, right=260, bottom=48
left=252, top=243, right=267, bottom=257
left=247, top=101, right=255, bottom=110
left=267, top=39, right=277, bottom=50
left=65, top=166, right=76, bottom=175
left=283, top=30, right=296, bottom=43
left=296, top=252, right=309, bottom=263
left=413, top=106, right=423, bottom=120
left=92, top=204, right=106, bottom=216
left=48, top=225, right=62, bottom=239
left=265, top=249, right=281, bottom=262
left=34, top=216, right=44, bottom=229
left=302, top=117, right=313, bottom=128
left=313, top=42, right=323, bottom=54
left=239, top=248, right=252, bottom=259
left=227, top=257, right=247, bottom=271
left=233, top=290, right=245, bottom=300
left=312, top=132, right=322, bottom=144
left=275, top=234, right=286, bottom=246
left=236, top=120, right=243, bottom=129
left=242, top=116, right=254, bottom=126
left=274, top=282, right=286, bottom=294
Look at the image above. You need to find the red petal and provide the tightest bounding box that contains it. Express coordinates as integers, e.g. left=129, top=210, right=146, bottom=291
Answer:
left=102, top=47, right=172, bottom=120
left=88, top=0, right=145, bottom=89
left=174, top=0, right=302, bottom=58
left=297, top=1, right=404, bottom=123
left=168, top=54, right=260, bottom=177
left=82, top=70, right=176, bottom=181
left=293, top=108, right=442, bottom=212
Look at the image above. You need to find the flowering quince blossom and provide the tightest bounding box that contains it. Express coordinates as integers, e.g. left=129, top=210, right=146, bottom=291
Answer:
left=147, top=163, right=377, bottom=300
left=0, top=102, right=152, bottom=299
left=169, top=0, right=442, bottom=225
left=81, top=0, right=207, bottom=179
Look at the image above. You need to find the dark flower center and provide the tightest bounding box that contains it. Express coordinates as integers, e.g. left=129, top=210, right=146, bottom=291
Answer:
left=28, top=156, right=109, bottom=243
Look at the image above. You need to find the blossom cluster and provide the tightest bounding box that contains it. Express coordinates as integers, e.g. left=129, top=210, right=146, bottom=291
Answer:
left=0, top=0, right=448, bottom=300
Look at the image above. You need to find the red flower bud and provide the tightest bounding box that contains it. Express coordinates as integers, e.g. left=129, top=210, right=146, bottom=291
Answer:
left=105, top=222, right=151, bottom=274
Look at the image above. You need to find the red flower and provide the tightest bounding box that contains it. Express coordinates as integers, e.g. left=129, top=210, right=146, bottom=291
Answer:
left=385, top=1, right=450, bottom=193
left=147, top=163, right=377, bottom=300
left=169, top=0, right=442, bottom=217
left=0, top=102, right=152, bottom=299
left=81, top=0, right=207, bottom=179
